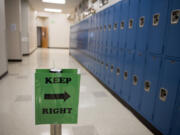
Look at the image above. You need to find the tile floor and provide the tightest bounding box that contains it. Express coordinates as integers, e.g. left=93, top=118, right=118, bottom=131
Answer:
left=0, top=49, right=153, bottom=135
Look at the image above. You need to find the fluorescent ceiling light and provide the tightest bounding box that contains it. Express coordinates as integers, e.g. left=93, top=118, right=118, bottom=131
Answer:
left=44, top=8, right=62, bottom=13
left=42, top=0, right=66, bottom=4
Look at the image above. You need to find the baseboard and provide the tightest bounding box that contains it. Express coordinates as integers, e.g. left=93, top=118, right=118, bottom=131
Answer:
left=23, top=47, right=38, bottom=56
left=0, top=71, right=8, bottom=80
left=48, top=47, right=69, bottom=49
left=70, top=55, right=162, bottom=135
left=8, top=59, right=22, bottom=62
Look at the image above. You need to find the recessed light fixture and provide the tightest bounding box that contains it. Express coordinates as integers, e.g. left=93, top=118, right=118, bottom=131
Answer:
left=44, top=8, right=62, bottom=13
left=42, top=0, right=66, bottom=4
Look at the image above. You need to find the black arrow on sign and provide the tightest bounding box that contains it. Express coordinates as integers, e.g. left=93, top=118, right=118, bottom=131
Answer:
left=44, top=92, right=70, bottom=102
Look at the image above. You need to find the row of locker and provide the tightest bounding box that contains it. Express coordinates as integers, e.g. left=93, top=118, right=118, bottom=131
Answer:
left=70, top=0, right=180, bottom=135
left=71, top=0, right=180, bottom=58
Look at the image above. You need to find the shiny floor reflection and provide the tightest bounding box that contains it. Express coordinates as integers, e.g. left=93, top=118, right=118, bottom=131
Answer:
left=0, top=49, right=153, bottom=135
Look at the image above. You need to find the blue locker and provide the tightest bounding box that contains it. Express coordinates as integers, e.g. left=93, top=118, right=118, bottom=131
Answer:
left=148, top=0, right=169, bottom=54
left=136, top=0, right=152, bottom=52
left=140, top=54, right=162, bottom=122
left=170, top=84, right=180, bottom=135
left=164, top=0, right=180, bottom=58
left=115, top=48, right=125, bottom=96
left=126, top=0, right=139, bottom=50
left=153, top=59, right=180, bottom=135
left=129, top=52, right=146, bottom=111
left=121, top=49, right=134, bottom=102
left=119, top=0, right=129, bottom=49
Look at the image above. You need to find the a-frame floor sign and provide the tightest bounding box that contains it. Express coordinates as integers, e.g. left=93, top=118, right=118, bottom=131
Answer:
left=35, top=69, right=81, bottom=134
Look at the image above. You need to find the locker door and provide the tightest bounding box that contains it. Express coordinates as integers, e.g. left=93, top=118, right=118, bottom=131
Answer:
left=170, top=84, right=180, bottom=135
left=121, top=50, right=134, bottom=102
left=148, top=0, right=169, bottom=54
left=140, top=55, right=162, bottom=122
left=115, top=49, right=125, bottom=96
left=136, top=0, right=152, bottom=52
left=129, top=52, right=146, bottom=110
left=126, top=0, right=139, bottom=50
left=119, top=0, right=129, bottom=49
left=164, top=0, right=180, bottom=58
left=154, top=59, right=180, bottom=135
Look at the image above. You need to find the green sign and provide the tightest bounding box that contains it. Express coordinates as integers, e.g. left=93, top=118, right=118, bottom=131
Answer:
left=35, top=69, right=81, bottom=125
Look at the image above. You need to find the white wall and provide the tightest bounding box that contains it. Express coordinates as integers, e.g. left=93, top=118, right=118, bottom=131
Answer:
left=48, top=14, right=70, bottom=48
left=0, top=0, right=7, bottom=76
left=21, top=0, right=29, bottom=55
left=37, top=12, right=70, bottom=48
left=28, top=7, right=37, bottom=53
left=5, top=0, right=22, bottom=60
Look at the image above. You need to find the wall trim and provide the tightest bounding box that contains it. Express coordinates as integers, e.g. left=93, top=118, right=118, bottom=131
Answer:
left=70, top=55, right=163, bottom=135
left=23, top=47, right=38, bottom=56
left=0, top=71, right=8, bottom=80
left=8, top=59, right=22, bottom=62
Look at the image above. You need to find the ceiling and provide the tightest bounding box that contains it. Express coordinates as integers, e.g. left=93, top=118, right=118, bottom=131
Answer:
left=28, top=0, right=82, bottom=14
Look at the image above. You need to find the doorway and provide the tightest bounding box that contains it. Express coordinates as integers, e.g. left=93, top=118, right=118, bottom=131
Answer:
left=37, top=26, right=49, bottom=48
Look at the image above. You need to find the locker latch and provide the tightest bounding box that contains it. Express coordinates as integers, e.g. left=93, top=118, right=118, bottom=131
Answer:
left=160, top=88, right=168, bottom=102
left=144, top=81, right=151, bottom=92
left=110, top=65, right=114, bottom=72
left=104, top=25, right=107, bottom=31
left=106, top=64, right=108, bottom=70
left=108, top=24, right=112, bottom=31
left=139, top=17, right=145, bottom=28
left=133, top=75, right=138, bottom=86
left=124, top=71, right=128, bottom=80
left=129, top=19, right=133, bottom=29
left=171, top=10, right=180, bottom=24
left=114, top=23, right=118, bottom=30
left=120, top=21, right=125, bottom=30
left=153, top=14, right=160, bottom=26
left=116, top=68, right=120, bottom=76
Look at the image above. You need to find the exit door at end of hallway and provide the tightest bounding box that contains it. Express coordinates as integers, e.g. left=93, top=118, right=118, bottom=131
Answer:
left=37, top=27, right=49, bottom=48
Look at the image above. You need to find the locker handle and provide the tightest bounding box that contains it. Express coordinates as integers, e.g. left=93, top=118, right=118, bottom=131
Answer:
left=133, top=75, right=138, bottom=86
left=153, top=14, right=160, bottom=26
left=144, top=81, right=151, bottom=92
left=108, top=24, right=112, bottom=31
left=101, top=61, right=104, bottom=65
left=110, top=65, right=114, bottom=72
left=171, top=10, right=180, bottom=24
left=106, top=64, right=108, bottom=70
left=129, top=19, right=133, bottom=29
left=104, top=25, right=106, bottom=31
left=139, top=17, right=145, bottom=28
left=114, top=23, right=118, bottom=30
left=124, top=71, right=128, bottom=80
left=120, top=21, right=125, bottom=30
left=116, top=68, right=120, bottom=76
left=160, top=88, right=168, bottom=102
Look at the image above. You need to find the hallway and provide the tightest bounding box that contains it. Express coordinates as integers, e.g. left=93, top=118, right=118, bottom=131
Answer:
left=0, top=49, right=152, bottom=135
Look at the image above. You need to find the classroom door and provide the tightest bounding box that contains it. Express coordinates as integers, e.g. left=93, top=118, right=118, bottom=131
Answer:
left=42, top=27, right=48, bottom=48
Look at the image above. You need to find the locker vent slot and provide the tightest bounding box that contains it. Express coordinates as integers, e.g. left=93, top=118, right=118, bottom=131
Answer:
left=106, top=64, right=108, bottom=70
left=171, top=10, right=180, bottom=24
left=133, top=75, right=138, bottom=86
left=110, top=65, right=114, bottom=72
left=139, top=17, right=145, bottom=28
left=160, top=88, right=168, bottom=101
left=108, top=24, right=112, bottom=31
left=114, top=23, right=118, bottom=30
left=124, top=71, right=128, bottom=80
left=153, top=14, right=160, bottom=26
left=120, top=21, right=125, bottom=29
left=144, top=81, right=151, bottom=92
left=129, top=19, right=133, bottom=29
left=116, top=68, right=120, bottom=76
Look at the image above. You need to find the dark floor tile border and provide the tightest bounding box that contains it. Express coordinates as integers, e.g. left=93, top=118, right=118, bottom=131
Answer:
left=23, top=47, right=38, bottom=56
left=0, top=71, right=8, bottom=80
left=70, top=54, right=162, bottom=135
